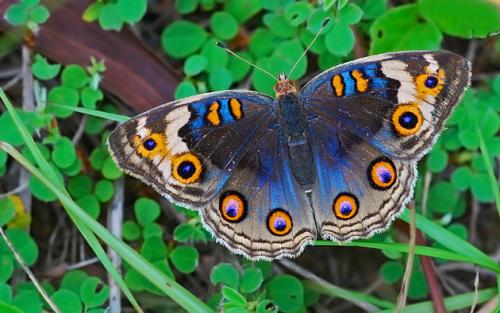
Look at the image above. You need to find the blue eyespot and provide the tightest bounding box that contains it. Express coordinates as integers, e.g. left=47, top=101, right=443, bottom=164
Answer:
left=177, top=161, right=196, bottom=179
left=425, top=76, right=438, bottom=88
left=274, top=218, right=287, bottom=232
left=339, top=202, right=352, bottom=216
left=143, top=138, right=156, bottom=151
left=399, top=112, right=418, bottom=129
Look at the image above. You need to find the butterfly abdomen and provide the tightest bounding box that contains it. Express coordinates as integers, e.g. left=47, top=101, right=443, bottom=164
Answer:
left=278, top=93, right=316, bottom=187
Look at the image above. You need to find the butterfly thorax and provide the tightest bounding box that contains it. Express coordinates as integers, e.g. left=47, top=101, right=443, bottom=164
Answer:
left=276, top=77, right=316, bottom=189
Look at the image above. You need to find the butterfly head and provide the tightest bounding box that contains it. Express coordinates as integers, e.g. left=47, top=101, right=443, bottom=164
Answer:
left=274, top=73, right=297, bottom=97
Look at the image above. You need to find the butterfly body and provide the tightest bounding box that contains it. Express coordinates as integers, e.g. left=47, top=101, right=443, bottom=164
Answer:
left=109, top=51, right=470, bottom=260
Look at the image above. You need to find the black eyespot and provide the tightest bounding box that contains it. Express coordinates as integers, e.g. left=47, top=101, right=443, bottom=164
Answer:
left=177, top=161, right=196, bottom=179
left=399, top=112, right=418, bottom=129
left=425, top=76, right=438, bottom=88
left=143, top=138, right=156, bottom=151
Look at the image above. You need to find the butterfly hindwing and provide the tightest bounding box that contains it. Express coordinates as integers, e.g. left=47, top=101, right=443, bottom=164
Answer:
left=301, top=51, right=470, bottom=241
left=108, top=91, right=274, bottom=208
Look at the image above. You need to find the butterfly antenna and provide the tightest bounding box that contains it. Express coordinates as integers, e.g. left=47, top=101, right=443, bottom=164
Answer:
left=288, top=17, right=330, bottom=78
left=216, top=42, right=278, bottom=82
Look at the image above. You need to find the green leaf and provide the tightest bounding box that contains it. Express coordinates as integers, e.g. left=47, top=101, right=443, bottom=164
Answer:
left=448, top=223, right=468, bottom=240
left=52, top=137, right=77, bottom=169
left=61, top=270, right=88, bottom=294
left=0, top=110, right=36, bottom=145
left=337, top=3, right=363, bottom=25
left=0, top=198, right=16, bottom=227
left=300, top=29, right=326, bottom=54
left=76, top=195, right=101, bottom=219
left=209, top=68, right=233, bottom=91
left=362, top=0, right=387, bottom=20
left=170, top=246, right=199, bottom=274
left=83, top=2, right=104, bottom=22
left=379, top=261, right=404, bottom=283
left=94, top=179, right=114, bottom=202
left=30, top=175, right=57, bottom=202
left=173, top=223, right=198, bottom=242
left=252, top=57, right=274, bottom=96
left=270, top=40, right=307, bottom=80
left=222, top=286, right=247, bottom=306
left=223, top=0, right=261, bottom=23
left=419, top=0, right=500, bottom=38
left=142, top=222, right=163, bottom=239
left=184, top=54, right=207, bottom=76
left=369, top=4, right=442, bottom=54
left=458, top=126, right=480, bottom=149
left=116, top=0, right=147, bottom=23
left=211, top=11, right=239, bottom=40
left=470, top=173, right=494, bottom=202
left=51, top=290, right=82, bottom=313
left=228, top=51, right=252, bottom=82
left=0, top=229, right=38, bottom=266
left=29, top=5, right=49, bottom=24
left=175, top=81, right=197, bottom=99
left=408, top=270, right=428, bottom=299
left=32, top=54, right=61, bottom=80
left=284, top=2, right=312, bottom=26
left=101, top=157, right=123, bottom=179
left=123, top=220, right=141, bottom=241
left=318, top=51, right=342, bottom=70
left=5, top=4, right=28, bottom=26
left=134, top=197, right=161, bottom=226
left=257, top=300, right=278, bottom=313
left=0, top=282, right=13, bottom=303
left=99, top=4, right=123, bottom=31
left=0, top=151, right=7, bottom=168
left=428, top=181, right=460, bottom=214
left=80, top=277, right=109, bottom=308
left=175, top=0, right=198, bottom=14
left=426, top=148, right=448, bottom=173
left=325, top=21, right=355, bottom=56
left=68, top=175, right=93, bottom=198
left=307, top=9, right=334, bottom=34
left=140, top=236, right=167, bottom=262
left=239, top=267, right=263, bottom=293
left=267, top=275, right=304, bottom=313
left=90, top=147, right=107, bottom=170
left=249, top=28, right=276, bottom=58
left=451, top=166, right=472, bottom=191
left=211, top=263, right=240, bottom=288
left=0, top=256, right=14, bottom=282
left=12, top=291, right=41, bottom=313
left=47, top=86, right=79, bottom=118
left=161, top=20, right=208, bottom=58
left=61, top=65, right=89, bottom=89
left=201, top=39, right=229, bottom=73
left=81, top=87, right=103, bottom=109
left=265, top=13, right=297, bottom=38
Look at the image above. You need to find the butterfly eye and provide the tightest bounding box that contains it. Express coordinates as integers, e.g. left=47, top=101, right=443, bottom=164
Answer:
left=220, top=191, right=247, bottom=223
left=391, top=104, right=423, bottom=136
left=368, top=157, right=397, bottom=190
left=171, top=152, right=203, bottom=184
left=333, top=193, right=358, bottom=220
left=267, top=209, right=292, bottom=236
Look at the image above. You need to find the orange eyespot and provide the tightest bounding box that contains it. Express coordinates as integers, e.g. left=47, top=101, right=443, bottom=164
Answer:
left=333, top=193, right=358, bottom=220
left=171, top=152, right=203, bottom=184
left=391, top=104, right=423, bottom=136
left=219, top=191, right=247, bottom=223
left=415, top=68, right=445, bottom=100
left=267, top=209, right=293, bottom=236
left=368, top=157, right=397, bottom=190
left=134, top=132, right=169, bottom=159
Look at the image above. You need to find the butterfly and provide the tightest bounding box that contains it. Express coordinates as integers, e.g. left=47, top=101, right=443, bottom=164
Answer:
left=108, top=50, right=470, bottom=260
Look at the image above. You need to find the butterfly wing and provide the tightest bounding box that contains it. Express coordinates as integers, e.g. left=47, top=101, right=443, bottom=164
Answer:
left=300, top=51, right=470, bottom=241
left=108, top=90, right=275, bottom=208
left=301, top=51, right=471, bottom=158
left=202, top=126, right=316, bottom=260
left=109, top=91, right=317, bottom=259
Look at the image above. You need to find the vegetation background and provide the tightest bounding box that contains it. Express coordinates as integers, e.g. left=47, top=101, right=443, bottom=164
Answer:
left=0, top=0, right=499, bottom=312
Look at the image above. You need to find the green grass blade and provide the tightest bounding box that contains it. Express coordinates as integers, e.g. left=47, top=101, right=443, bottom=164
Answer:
left=0, top=143, right=214, bottom=313
left=0, top=89, right=144, bottom=312
left=399, top=210, right=500, bottom=273
left=476, top=124, right=500, bottom=217
left=50, top=103, right=130, bottom=122
left=375, top=288, right=497, bottom=313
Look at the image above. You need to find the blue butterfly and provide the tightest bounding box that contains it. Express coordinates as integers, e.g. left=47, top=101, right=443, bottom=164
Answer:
left=108, top=50, right=470, bottom=260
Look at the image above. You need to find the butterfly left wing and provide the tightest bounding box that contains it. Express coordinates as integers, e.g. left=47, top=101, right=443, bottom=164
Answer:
left=108, top=91, right=275, bottom=208
left=300, top=51, right=470, bottom=241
